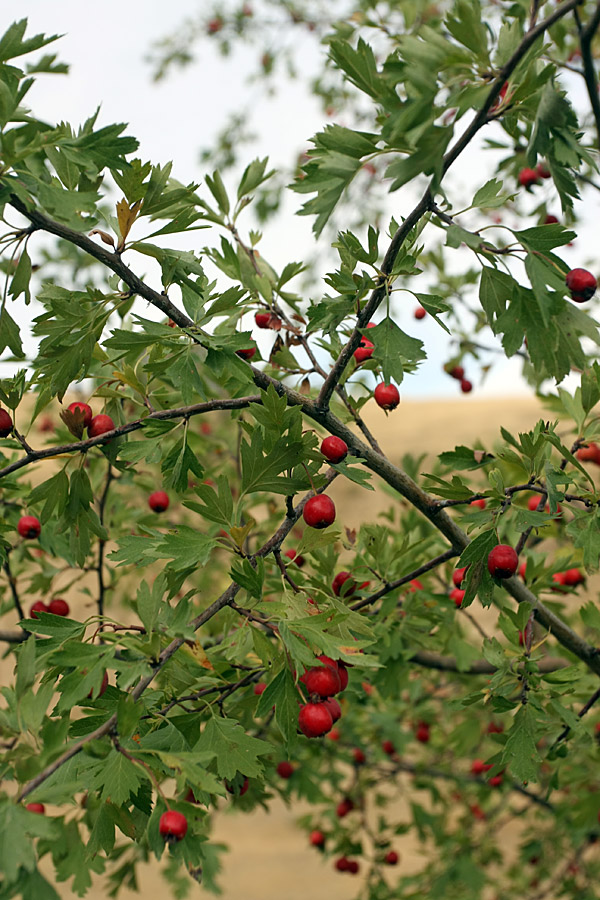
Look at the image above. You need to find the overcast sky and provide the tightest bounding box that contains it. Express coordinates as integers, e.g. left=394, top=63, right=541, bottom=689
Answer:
left=10, top=2, right=593, bottom=399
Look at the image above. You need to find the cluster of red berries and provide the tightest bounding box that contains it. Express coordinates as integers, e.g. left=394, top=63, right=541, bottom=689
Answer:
left=449, top=565, right=467, bottom=607
left=445, top=363, right=472, bottom=394
left=518, top=162, right=551, bottom=189
left=64, top=401, right=115, bottom=438
left=30, top=597, right=69, bottom=618
left=565, top=267, right=597, bottom=303
left=298, top=656, right=348, bottom=738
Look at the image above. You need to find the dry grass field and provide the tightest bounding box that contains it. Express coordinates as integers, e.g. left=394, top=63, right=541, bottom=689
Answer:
left=5, top=393, right=566, bottom=899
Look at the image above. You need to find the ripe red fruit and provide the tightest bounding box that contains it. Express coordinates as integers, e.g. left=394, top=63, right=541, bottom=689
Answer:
left=576, top=442, right=600, bottom=463
left=310, top=830, right=326, bottom=847
left=277, top=761, right=294, bottom=779
left=0, top=408, right=13, bottom=437
left=298, top=702, right=334, bottom=737
left=414, top=306, right=426, bottom=320
left=470, top=498, right=486, bottom=509
left=452, top=567, right=467, bottom=587
left=448, top=365, right=464, bottom=380
left=346, top=861, right=360, bottom=875
left=374, top=383, right=400, bottom=410
left=450, top=588, right=465, bottom=607
left=382, top=739, right=395, bottom=756
left=415, top=724, right=430, bottom=743
left=302, top=665, right=341, bottom=698
left=384, top=850, right=399, bottom=865
left=67, top=402, right=92, bottom=428
left=460, top=379, right=473, bottom=394
left=470, top=803, right=486, bottom=820
left=518, top=167, right=540, bottom=188
left=352, top=748, right=366, bottom=765
left=335, top=857, right=350, bottom=872
left=323, top=697, right=342, bottom=723
left=332, top=571, right=357, bottom=597
left=354, top=338, right=374, bottom=364
left=284, top=548, right=305, bottom=567
left=321, top=435, right=348, bottom=463
left=488, top=774, right=504, bottom=787
left=207, top=16, right=224, bottom=33
left=30, top=601, right=48, bottom=619
left=236, top=347, right=256, bottom=360
left=88, top=414, right=115, bottom=437
left=471, top=759, right=492, bottom=775
left=566, top=267, right=597, bottom=302
left=407, top=579, right=423, bottom=592
left=148, top=490, right=169, bottom=513
left=303, top=495, right=336, bottom=529
left=336, top=798, right=354, bottom=818
left=487, top=721, right=504, bottom=734
left=487, top=544, right=519, bottom=579
left=563, top=568, right=585, bottom=586
left=537, top=162, right=551, bottom=179
left=527, top=495, right=545, bottom=512
left=255, top=312, right=271, bottom=328
left=327, top=727, right=341, bottom=741
left=519, top=561, right=528, bottom=580
left=336, top=662, right=349, bottom=691
left=253, top=682, right=266, bottom=695
left=544, top=214, right=559, bottom=225
left=159, top=810, right=188, bottom=842
left=18, top=516, right=41, bottom=539
left=25, top=803, right=45, bottom=814
left=48, top=598, right=69, bottom=617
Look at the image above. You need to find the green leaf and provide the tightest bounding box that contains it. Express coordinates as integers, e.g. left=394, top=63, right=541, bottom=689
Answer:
left=95, top=750, right=145, bottom=806
left=367, top=317, right=425, bottom=384
left=255, top=668, right=299, bottom=748
left=154, top=527, right=217, bottom=571
left=0, top=19, right=61, bottom=63
left=196, top=717, right=271, bottom=780
left=501, top=705, right=540, bottom=783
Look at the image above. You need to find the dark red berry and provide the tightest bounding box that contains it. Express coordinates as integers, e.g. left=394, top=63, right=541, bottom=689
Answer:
left=384, top=850, right=399, bottom=865
left=321, top=435, right=348, bottom=463
left=354, top=339, right=374, bottom=364
left=518, top=167, right=540, bottom=189
left=301, top=665, right=341, bottom=698
left=159, top=810, right=188, bottom=842
left=298, top=702, right=334, bottom=737
left=303, top=495, right=336, bottom=529
left=48, top=598, right=69, bottom=617
left=88, top=414, right=115, bottom=437
left=30, top=601, right=48, bottom=619
left=0, top=409, right=13, bottom=437
left=448, top=365, right=464, bottom=380
left=18, top=516, right=41, bottom=539
left=284, top=549, right=305, bottom=567
left=323, top=696, right=342, bottom=722
left=255, top=312, right=270, bottom=328
left=277, top=761, right=294, bottom=779
left=336, top=798, right=354, bottom=818
left=566, top=268, right=597, bottom=302
left=236, top=347, right=256, bottom=360
left=452, top=567, right=467, bottom=587
left=352, top=748, right=366, bottom=764
left=450, top=588, right=465, bottom=607
left=460, top=379, right=473, bottom=394
left=26, top=802, right=45, bottom=814
left=332, top=571, right=357, bottom=597
left=487, top=544, right=519, bottom=579
left=149, top=491, right=170, bottom=513
left=225, top=776, right=249, bottom=796
left=374, top=383, right=400, bottom=410
left=310, top=830, right=326, bottom=847
left=382, top=739, right=395, bottom=756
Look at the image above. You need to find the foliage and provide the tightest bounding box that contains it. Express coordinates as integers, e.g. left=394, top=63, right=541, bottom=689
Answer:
left=1, top=5, right=600, bottom=899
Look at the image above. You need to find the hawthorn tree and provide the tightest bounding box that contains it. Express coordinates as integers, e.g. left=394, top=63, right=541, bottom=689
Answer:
left=3, top=3, right=600, bottom=898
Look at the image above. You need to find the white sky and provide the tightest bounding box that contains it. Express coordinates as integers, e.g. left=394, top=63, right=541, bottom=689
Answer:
left=8, top=1, right=596, bottom=400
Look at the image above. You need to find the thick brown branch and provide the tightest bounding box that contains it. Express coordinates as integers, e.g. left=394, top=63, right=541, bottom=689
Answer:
left=575, top=0, right=600, bottom=148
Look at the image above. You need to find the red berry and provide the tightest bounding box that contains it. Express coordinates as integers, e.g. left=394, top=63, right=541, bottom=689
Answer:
left=471, top=759, right=492, bottom=775
left=415, top=724, right=430, bottom=743
left=382, top=739, right=395, bottom=756
left=527, top=495, right=546, bottom=512
left=488, top=774, right=503, bottom=787
left=460, top=379, right=473, bottom=394
left=321, top=435, right=348, bottom=463
left=470, top=498, right=486, bottom=509
left=48, top=598, right=69, bottom=617
left=25, top=803, right=45, bottom=814
left=354, top=339, right=374, bottom=364
left=225, top=776, right=249, bottom=796
left=537, top=162, right=551, bottom=179
left=207, top=16, right=223, bottom=33
left=298, top=702, right=334, bottom=737
left=277, top=761, right=294, bottom=778
left=336, top=798, right=354, bottom=818
left=563, top=567, right=585, bottom=586
left=450, top=588, right=465, bottom=607
left=448, top=365, right=464, bottom=380
left=414, top=306, right=426, bottom=320
left=255, top=312, right=270, bottom=328
left=303, top=495, right=336, bottom=529
left=30, top=601, right=48, bottom=619
left=336, top=663, right=349, bottom=691
left=302, top=665, right=341, bottom=698
left=236, top=347, right=256, bottom=360
left=327, top=727, right=341, bottom=741
left=67, top=402, right=93, bottom=428
left=487, top=544, right=519, bottom=579
left=88, top=414, right=115, bottom=437
left=544, top=214, right=559, bottom=225
left=332, top=571, right=357, bottom=597
left=470, top=803, right=486, bottom=820
left=576, top=442, right=600, bottom=463
left=452, top=567, right=467, bottom=587
left=347, top=860, right=360, bottom=875
left=352, top=748, right=366, bottom=764
left=407, top=579, right=423, bottom=592
left=0, top=409, right=13, bottom=437
left=310, top=830, right=326, bottom=847
left=18, top=516, right=41, bottom=539
left=253, top=682, right=266, bottom=695
left=566, top=268, right=597, bottom=301
left=487, top=721, right=504, bottom=734
left=284, top=549, right=305, bottom=567
left=335, top=857, right=350, bottom=872
left=323, top=697, right=342, bottom=723
left=159, top=810, right=188, bottom=842
left=518, top=167, right=540, bottom=188
left=149, top=491, right=170, bottom=513
left=374, top=383, right=400, bottom=410
left=384, top=850, right=399, bottom=865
